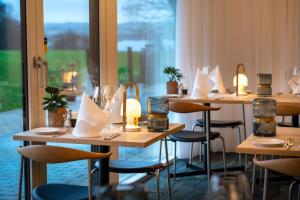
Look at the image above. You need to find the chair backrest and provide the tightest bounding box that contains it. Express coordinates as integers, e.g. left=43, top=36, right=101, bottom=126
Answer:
left=276, top=104, right=300, bottom=117
left=17, top=145, right=112, bottom=163
left=169, top=101, right=220, bottom=113
left=253, top=158, right=300, bottom=177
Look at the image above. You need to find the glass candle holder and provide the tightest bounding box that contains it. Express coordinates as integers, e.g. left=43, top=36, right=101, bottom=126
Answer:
left=253, top=98, right=276, bottom=137
left=147, top=97, right=169, bottom=132
left=257, top=74, right=272, bottom=96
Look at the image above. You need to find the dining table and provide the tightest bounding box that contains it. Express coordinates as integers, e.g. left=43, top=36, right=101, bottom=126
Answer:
left=13, top=123, right=185, bottom=200
left=168, top=93, right=300, bottom=184
left=236, top=126, right=300, bottom=199
left=236, top=126, right=300, bottom=157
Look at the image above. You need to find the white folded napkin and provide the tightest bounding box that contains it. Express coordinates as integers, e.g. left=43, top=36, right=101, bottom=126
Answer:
left=191, top=68, right=214, bottom=98
left=288, top=76, right=300, bottom=95
left=73, top=93, right=109, bottom=138
left=110, top=85, right=126, bottom=123
left=209, top=65, right=226, bottom=94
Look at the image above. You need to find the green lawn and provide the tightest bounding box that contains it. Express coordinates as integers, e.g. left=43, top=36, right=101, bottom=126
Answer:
left=0, top=50, right=140, bottom=112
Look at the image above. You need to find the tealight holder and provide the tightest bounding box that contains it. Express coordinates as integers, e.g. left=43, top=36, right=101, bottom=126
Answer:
left=257, top=74, right=272, bottom=96
left=253, top=98, right=276, bottom=137
left=147, top=97, right=169, bottom=132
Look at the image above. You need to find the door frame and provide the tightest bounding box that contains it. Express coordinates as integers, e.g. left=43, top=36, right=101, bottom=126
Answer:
left=22, top=1, right=119, bottom=198
left=26, top=0, right=46, bottom=129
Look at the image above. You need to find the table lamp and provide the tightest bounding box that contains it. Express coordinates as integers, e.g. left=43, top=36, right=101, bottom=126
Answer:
left=121, top=82, right=142, bottom=132
left=233, top=64, right=248, bottom=96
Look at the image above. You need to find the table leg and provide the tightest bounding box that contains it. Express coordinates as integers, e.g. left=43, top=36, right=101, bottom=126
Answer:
left=292, top=115, right=299, bottom=127
left=204, top=106, right=211, bottom=191
left=242, top=104, right=248, bottom=169
left=91, top=145, right=110, bottom=185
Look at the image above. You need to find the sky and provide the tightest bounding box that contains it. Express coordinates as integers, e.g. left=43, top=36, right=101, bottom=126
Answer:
left=2, top=0, right=171, bottom=24
left=3, top=0, right=90, bottom=23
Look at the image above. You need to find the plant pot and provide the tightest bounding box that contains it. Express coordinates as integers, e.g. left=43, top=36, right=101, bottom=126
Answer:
left=48, top=107, right=67, bottom=127
left=166, top=81, right=178, bottom=94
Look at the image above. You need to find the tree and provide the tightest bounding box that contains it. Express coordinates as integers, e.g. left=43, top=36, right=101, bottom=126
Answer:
left=0, top=1, right=21, bottom=50
left=50, top=32, right=88, bottom=50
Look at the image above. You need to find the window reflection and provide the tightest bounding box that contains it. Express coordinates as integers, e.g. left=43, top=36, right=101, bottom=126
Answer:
left=118, top=0, right=176, bottom=111
left=117, top=0, right=176, bottom=182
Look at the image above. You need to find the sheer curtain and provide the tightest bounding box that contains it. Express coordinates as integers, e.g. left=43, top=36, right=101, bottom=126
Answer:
left=175, top=0, right=300, bottom=156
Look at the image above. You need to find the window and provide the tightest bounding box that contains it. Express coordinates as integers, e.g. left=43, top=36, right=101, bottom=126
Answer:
left=0, top=0, right=24, bottom=198
left=117, top=0, right=176, bottom=182
left=44, top=0, right=100, bottom=111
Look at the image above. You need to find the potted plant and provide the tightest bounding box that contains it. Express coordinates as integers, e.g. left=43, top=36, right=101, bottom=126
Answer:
left=163, top=66, right=184, bottom=94
left=43, top=86, right=68, bottom=127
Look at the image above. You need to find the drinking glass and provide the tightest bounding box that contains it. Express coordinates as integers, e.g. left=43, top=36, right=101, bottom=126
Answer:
left=292, top=67, right=300, bottom=77
left=98, top=85, right=119, bottom=129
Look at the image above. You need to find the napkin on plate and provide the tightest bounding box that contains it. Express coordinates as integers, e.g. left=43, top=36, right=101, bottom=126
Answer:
left=288, top=76, right=300, bottom=95
left=191, top=68, right=214, bottom=98
left=73, top=93, right=109, bottom=138
left=209, top=65, right=226, bottom=94
left=110, top=84, right=126, bottom=124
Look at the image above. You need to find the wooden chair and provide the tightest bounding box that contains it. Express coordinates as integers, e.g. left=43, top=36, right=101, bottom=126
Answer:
left=276, top=104, right=300, bottom=127
left=17, top=145, right=111, bottom=200
left=253, top=158, right=300, bottom=200
left=161, top=101, right=226, bottom=179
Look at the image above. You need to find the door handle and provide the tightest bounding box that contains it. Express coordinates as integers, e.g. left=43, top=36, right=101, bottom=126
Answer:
left=34, top=57, right=48, bottom=88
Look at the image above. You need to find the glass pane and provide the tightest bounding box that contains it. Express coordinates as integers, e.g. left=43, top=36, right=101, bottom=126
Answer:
left=117, top=0, right=176, bottom=182
left=118, top=0, right=176, bottom=106
left=0, top=0, right=23, bottom=198
left=43, top=0, right=98, bottom=186
left=44, top=0, right=99, bottom=112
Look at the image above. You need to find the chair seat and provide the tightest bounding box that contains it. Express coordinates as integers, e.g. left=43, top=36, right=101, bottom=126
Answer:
left=195, top=119, right=243, bottom=128
left=32, top=184, right=88, bottom=200
left=95, top=160, right=164, bottom=173
left=168, top=130, right=220, bottom=142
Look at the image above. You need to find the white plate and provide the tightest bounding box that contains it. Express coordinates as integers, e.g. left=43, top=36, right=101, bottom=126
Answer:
left=164, top=94, right=184, bottom=98
left=253, top=138, right=285, bottom=147
left=31, top=127, right=61, bottom=135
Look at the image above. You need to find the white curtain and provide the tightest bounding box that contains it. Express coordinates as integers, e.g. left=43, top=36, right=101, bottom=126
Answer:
left=175, top=0, right=300, bottom=156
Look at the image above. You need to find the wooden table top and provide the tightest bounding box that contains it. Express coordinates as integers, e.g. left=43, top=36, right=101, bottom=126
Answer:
left=13, top=123, right=185, bottom=148
left=236, top=127, right=300, bottom=157
left=169, top=93, right=300, bottom=105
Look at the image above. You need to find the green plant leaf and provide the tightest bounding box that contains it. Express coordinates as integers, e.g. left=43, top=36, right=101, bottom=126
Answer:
left=43, top=86, right=68, bottom=111
left=45, top=86, right=59, bottom=94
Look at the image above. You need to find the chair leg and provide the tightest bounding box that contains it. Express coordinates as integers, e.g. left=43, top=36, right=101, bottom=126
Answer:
left=251, top=155, right=257, bottom=195
left=263, top=168, right=269, bottom=200
left=18, top=156, right=23, bottom=200
left=159, top=139, right=163, bottom=162
left=289, top=180, right=298, bottom=200
left=154, top=169, right=160, bottom=200
left=237, top=126, right=242, bottom=166
left=173, top=141, right=177, bottom=181
left=88, top=159, right=92, bottom=200
left=164, top=138, right=172, bottom=200
left=189, top=142, right=193, bottom=165
left=199, top=142, right=202, bottom=163
left=219, top=137, right=227, bottom=174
